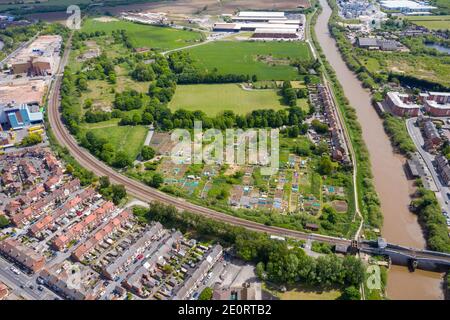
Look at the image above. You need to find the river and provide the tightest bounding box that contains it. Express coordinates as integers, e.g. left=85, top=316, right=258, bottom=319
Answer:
left=314, top=0, right=444, bottom=299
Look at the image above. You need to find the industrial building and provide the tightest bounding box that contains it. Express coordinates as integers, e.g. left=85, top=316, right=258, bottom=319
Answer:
left=213, top=11, right=304, bottom=40
left=357, top=37, right=403, bottom=51
left=0, top=80, right=46, bottom=130
left=9, top=35, right=62, bottom=76
left=384, top=91, right=420, bottom=117
left=232, top=11, right=288, bottom=22
left=379, top=0, right=437, bottom=13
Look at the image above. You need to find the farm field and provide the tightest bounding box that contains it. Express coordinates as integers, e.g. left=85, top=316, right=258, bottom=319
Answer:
left=82, top=125, right=148, bottom=160
left=168, top=84, right=285, bottom=116
left=405, top=15, right=450, bottom=30
left=81, top=18, right=204, bottom=51
left=186, top=41, right=311, bottom=80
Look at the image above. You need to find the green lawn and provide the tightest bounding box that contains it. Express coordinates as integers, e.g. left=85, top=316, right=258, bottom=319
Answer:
left=186, top=41, right=311, bottom=80
left=405, top=15, right=450, bottom=30
left=84, top=125, right=148, bottom=159
left=168, top=84, right=286, bottom=116
left=81, top=18, right=204, bottom=51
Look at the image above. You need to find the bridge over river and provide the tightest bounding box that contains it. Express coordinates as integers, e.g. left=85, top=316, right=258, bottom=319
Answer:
left=358, top=239, right=450, bottom=272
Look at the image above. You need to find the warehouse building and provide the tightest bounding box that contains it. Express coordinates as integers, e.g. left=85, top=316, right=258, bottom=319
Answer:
left=213, top=11, right=303, bottom=40
left=232, top=11, right=288, bottom=22
left=9, top=35, right=62, bottom=76
left=357, top=37, right=403, bottom=51
left=380, top=0, right=437, bottom=13
left=0, top=80, right=46, bottom=130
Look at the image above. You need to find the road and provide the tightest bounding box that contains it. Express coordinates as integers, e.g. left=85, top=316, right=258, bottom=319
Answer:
left=406, top=118, right=450, bottom=213
left=0, top=257, right=58, bottom=300
left=46, top=33, right=352, bottom=248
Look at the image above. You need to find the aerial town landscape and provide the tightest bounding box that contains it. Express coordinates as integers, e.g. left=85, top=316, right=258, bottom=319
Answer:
left=0, top=0, right=449, bottom=306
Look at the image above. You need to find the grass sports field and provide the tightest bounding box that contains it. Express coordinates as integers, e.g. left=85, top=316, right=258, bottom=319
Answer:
left=186, top=41, right=311, bottom=81
left=81, top=18, right=204, bottom=51
left=405, top=15, right=450, bottom=30
left=168, top=84, right=285, bottom=116
left=83, top=125, right=148, bottom=159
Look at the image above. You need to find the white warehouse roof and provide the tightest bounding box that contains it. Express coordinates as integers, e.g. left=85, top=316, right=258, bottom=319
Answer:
left=237, top=11, right=285, bottom=18
left=380, top=0, right=437, bottom=10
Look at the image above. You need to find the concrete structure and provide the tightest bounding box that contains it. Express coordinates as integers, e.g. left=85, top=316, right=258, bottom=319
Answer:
left=9, top=35, right=62, bottom=76
left=0, top=238, right=45, bottom=273
left=422, top=92, right=450, bottom=117
left=384, top=91, right=420, bottom=117
left=380, top=1, right=437, bottom=13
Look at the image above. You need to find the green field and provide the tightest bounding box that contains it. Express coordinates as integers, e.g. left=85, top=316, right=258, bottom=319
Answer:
left=186, top=41, right=311, bottom=80
left=81, top=18, right=204, bottom=51
left=405, top=15, right=450, bottom=30
left=83, top=125, right=148, bottom=159
left=168, top=84, right=285, bottom=116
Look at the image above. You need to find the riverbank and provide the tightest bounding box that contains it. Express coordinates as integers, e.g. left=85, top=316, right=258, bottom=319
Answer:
left=314, top=0, right=444, bottom=299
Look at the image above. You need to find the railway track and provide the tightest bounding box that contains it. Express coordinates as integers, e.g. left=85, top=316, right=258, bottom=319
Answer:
left=47, top=34, right=351, bottom=247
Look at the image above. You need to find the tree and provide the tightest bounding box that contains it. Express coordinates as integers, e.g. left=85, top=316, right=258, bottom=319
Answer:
left=111, top=184, right=127, bottom=204
left=148, top=173, right=164, bottom=188
left=66, top=164, right=74, bottom=174
left=21, top=133, right=43, bottom=147
left=342, top=256, right=365, bottom=286
left=288, top=126, right=299, bottom=138
left=113, top=151, right=132, bottom=168
left=0, top=215, right=9, bottom=228
left=318, top=156, right=334, bottom=176
left=198, top=287, right=213, bottom=300
left=131, top=62, right=155, bottom=81
left=99, top=176, right=110, bottom=189
left=141, top=146, right=156, bottom=161
left=311, top=119, right=329, bottom=134
left=255, top=261, right=266, bottom=280
left=339, top=286, right=361, bottom=300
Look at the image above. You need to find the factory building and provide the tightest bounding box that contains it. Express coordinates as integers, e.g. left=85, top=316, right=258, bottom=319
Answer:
left=380, top=1, right=437, bottom=13
left=213, top=11, right=304, bottom=40
left=9, top=35, right=62, bottom=76
left=0, top=80, right=46, bottom=130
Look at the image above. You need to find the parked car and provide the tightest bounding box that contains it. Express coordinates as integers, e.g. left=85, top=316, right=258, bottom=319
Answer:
left=10, top=267, right=20, bottom=275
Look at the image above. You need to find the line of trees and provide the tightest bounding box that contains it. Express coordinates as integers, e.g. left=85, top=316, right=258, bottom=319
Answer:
left=411, top=187, right=450, bottom=253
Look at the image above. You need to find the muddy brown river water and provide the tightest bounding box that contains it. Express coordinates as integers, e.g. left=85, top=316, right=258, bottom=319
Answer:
left=315, top=0, right=444, bottom=300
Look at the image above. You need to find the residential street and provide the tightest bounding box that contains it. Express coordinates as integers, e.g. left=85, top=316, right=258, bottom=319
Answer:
left=406, top=118, right=450, bottom=213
